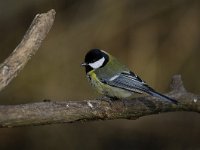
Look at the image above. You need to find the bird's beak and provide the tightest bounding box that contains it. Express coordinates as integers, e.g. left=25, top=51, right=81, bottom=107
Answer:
left=81, top=62, right=87, bottom=66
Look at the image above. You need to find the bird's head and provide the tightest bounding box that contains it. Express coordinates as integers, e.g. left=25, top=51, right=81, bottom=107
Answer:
left=81, top=49, right=109, bottom=73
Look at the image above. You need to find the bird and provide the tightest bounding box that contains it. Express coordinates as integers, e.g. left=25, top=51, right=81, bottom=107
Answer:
left=81, top=49, right=177, bottom=104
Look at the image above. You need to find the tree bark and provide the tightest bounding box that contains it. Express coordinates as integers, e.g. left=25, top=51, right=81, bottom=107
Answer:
left=0, top=10, right=199, bottom=128
left=0, top=9, right=56, bottom=92
left=0, top=75, right=199, bottom=128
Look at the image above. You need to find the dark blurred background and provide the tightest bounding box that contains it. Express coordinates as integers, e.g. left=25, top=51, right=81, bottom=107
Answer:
left=0, top=0, right=200, bottom=150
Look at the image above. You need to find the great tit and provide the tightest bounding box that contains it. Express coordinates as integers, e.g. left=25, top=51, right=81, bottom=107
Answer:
left=81, top=49, right=177, bottom=104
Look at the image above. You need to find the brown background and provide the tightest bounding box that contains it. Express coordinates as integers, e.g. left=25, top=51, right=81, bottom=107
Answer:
left=0, top=0, right=200, bottom=149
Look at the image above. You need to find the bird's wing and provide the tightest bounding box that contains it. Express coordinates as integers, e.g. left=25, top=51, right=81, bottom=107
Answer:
left=101, top=71, right=178, bottom=104
left=101, top=71, right=150, bottom=94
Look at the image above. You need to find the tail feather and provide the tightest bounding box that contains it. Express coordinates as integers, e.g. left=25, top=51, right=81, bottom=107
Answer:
left=147, top=90, right=178, bottom=104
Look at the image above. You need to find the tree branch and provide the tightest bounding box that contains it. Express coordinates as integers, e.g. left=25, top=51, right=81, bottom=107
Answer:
left=0, top=9, right=56, bottom=92
left=0, top=75, right=199, bottom=128
left=0, top=10, right=199, bottom=128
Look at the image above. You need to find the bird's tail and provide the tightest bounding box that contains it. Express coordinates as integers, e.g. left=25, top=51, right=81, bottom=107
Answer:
left=147, top=89, right=178, bottom=104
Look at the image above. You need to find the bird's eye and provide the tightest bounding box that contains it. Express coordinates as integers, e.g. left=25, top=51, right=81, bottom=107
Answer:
left=92, top=58, right=98, bottom=63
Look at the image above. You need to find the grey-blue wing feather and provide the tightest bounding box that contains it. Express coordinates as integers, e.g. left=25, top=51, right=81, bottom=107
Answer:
left=102, top=71, right=178, bottom=104
left=104, top=71, right=149, bottom=94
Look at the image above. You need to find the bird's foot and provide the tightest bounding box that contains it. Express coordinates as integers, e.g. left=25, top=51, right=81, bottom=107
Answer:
left=97, top=96, right=116, bottom=106
left=121, top=99, right=128, bottom=107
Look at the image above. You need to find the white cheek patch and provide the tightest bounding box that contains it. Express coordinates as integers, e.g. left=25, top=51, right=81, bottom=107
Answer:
left=89, top=57, right=105, bottom=69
